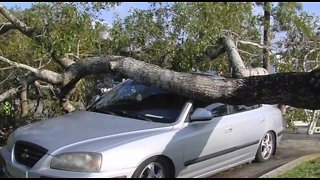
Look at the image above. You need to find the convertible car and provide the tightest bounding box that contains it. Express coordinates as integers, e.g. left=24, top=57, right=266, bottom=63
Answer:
left=0, top=75, right=284, bottom=178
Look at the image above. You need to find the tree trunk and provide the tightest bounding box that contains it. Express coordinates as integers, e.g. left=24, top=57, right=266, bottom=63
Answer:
left=263, top=2, right=288, bottom=116
left=263, top=2, right=271, bottom=72
left=108, top=56, right=320, bottom=110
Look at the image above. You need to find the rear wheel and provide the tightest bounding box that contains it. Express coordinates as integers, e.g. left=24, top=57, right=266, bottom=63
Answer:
left=255, top=131, right=275, bottom=163
left=132, top=156, right=173, bottom=178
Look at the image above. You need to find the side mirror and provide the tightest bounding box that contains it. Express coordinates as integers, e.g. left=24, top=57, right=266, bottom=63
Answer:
left=190, top=108, right=213, bottom=122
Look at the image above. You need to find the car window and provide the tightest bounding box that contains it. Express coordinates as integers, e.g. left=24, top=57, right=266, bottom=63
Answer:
left=229, top=104, right=262, bottom=114
left=206, top=104, right=228, bottom=117
left=88, top=80, right=188, bottom=123
left=191, top=99, right=228, bottom=118
left=191, top=99, right=212, bottom=111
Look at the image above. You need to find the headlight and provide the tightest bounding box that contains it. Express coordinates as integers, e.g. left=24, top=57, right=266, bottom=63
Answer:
left=50, top=152, right=102, bottom=172
left=6, top=133, right=14, bottom=152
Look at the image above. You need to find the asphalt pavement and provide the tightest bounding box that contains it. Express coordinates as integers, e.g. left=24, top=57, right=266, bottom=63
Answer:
left=210, top=130, right=320, bottom=178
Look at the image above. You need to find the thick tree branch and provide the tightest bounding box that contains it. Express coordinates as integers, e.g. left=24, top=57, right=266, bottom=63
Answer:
left=0, top=74, right=36, bottom=102
left=56, top=76, right=80, bottom=113
left=0, top=4, right=36, bottom=38
left=0, top=22, right=16, bottom=34
left=34, top=31, right=313, bottom=111
left=303, top=48, right=320, bottom=72
left=220, top=36, right=247, bottom=77
left=60, top=88, right=77, bottom=113
left=54, top=55, right=319, bottom=110
left=37, top=69, right=63, bottom=85
left=0, top=5, right=75, bottom=69
left=33, top=81, right=42, bottom=113
left=109, top=56, right=320, bottom=109
left=246, top=67, right=268, bottom=76
left=0, top=56, right=39, bottom=73
left=0, top=66, right=14, bottom=71
left=50, top=51, right=76, bottom=69
left=61, top=56, right=76, bottom=68
left=56, top=57, right=115, bottom=112
left=20, top=83, right=28, bottom=117
left=2, top=53, right=320, bottom=110
left=238, top=40, right=265, bottom=49
left=0, top=85, right=22, bottom=102
left=0, top=56, right=63, bottom=85
left=34, top=81, right=54, bottom=91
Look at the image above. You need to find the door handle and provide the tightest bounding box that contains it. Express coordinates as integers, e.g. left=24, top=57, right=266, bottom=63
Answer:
left=260, top=118, right=265, bottom=124
left=225, top=126, right=233, bottom=133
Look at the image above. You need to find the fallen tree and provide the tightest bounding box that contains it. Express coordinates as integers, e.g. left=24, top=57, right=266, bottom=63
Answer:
left=0, top=4, right=320, bottom=118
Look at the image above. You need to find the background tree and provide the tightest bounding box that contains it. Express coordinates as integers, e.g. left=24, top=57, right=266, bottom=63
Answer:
left=253, top=2, right=320, bottom=127
left=106, top=2, right=261, bottom=73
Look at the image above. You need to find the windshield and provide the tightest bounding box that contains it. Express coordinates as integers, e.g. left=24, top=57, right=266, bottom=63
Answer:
left=87, top=79, right=188, bottom=123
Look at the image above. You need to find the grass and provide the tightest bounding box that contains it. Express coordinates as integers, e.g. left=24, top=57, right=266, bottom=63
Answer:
left=278, top=157, right=320, bottom=178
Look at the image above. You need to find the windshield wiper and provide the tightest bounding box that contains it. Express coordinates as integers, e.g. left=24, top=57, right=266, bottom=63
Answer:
left=118, top=110, right=153, bottom=122
left=88, top=107, right=117, bottom=115
left=88, top=107, right=152, bottom=122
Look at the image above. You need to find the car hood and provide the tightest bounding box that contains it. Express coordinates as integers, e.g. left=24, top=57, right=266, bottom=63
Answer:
left=13, top=111, right=173, bottom=153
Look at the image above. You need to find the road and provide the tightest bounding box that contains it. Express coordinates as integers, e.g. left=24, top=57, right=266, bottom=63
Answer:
left=209, top=131, right=320, bottom=178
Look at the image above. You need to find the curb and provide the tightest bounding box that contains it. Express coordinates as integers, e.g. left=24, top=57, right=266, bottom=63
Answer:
left=259, top=152, right=320, bottom=178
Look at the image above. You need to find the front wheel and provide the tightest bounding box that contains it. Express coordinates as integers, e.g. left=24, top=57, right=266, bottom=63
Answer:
left=255, top=131, right=275, bottom=163
left=132, top=157, right=173, bottom=178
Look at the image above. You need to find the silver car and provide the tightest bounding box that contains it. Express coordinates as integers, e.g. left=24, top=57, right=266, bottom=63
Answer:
left=0, top=77, right=284, bottom=178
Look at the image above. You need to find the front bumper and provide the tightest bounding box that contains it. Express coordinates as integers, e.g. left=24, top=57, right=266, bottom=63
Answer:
left=0, top=147, right=134, bottom=178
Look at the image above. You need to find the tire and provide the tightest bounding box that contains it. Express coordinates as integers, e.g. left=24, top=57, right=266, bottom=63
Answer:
left=254, top=131, right=275, bottom=163
left=132, top=156, right=173, bottom=178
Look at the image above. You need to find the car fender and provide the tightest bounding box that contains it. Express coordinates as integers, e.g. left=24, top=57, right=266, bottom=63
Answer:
left=98, top=129, right=183, bottom=174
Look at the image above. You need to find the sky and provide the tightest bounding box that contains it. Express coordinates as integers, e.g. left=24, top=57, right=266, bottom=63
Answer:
left=2, top=2, right=320, bottom=26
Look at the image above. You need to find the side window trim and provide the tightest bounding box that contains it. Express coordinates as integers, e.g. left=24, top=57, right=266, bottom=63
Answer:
left=229, top=104, right=263, bottom=115
left=227, top=105, right=231, bottom=115
left=207, top=104, right=228, bottom=118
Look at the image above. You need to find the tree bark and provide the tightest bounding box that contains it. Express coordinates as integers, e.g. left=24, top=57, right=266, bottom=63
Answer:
left=0, top=74, right=36, bottom=102
left=0, top=4, right=36, bottom=38
left=0, top=22, right=16, bottom=34
left=20, top=83, right=28, bottom=117
left=2, top=52, right=320, bottom=110
left=221, top=36, right=248, bottom=77
left=263, top=2, right=271, bottom=72
left=108, top=56, right=320, bottom=110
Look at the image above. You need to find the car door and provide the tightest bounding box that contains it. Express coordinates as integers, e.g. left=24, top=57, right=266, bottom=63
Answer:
left=179, top=102, right=238, bottom=177
left=225, top=104, right=267, bottom=160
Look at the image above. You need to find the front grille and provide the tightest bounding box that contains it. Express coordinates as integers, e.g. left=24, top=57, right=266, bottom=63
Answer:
left=14, top=141, right=48, bottom=168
